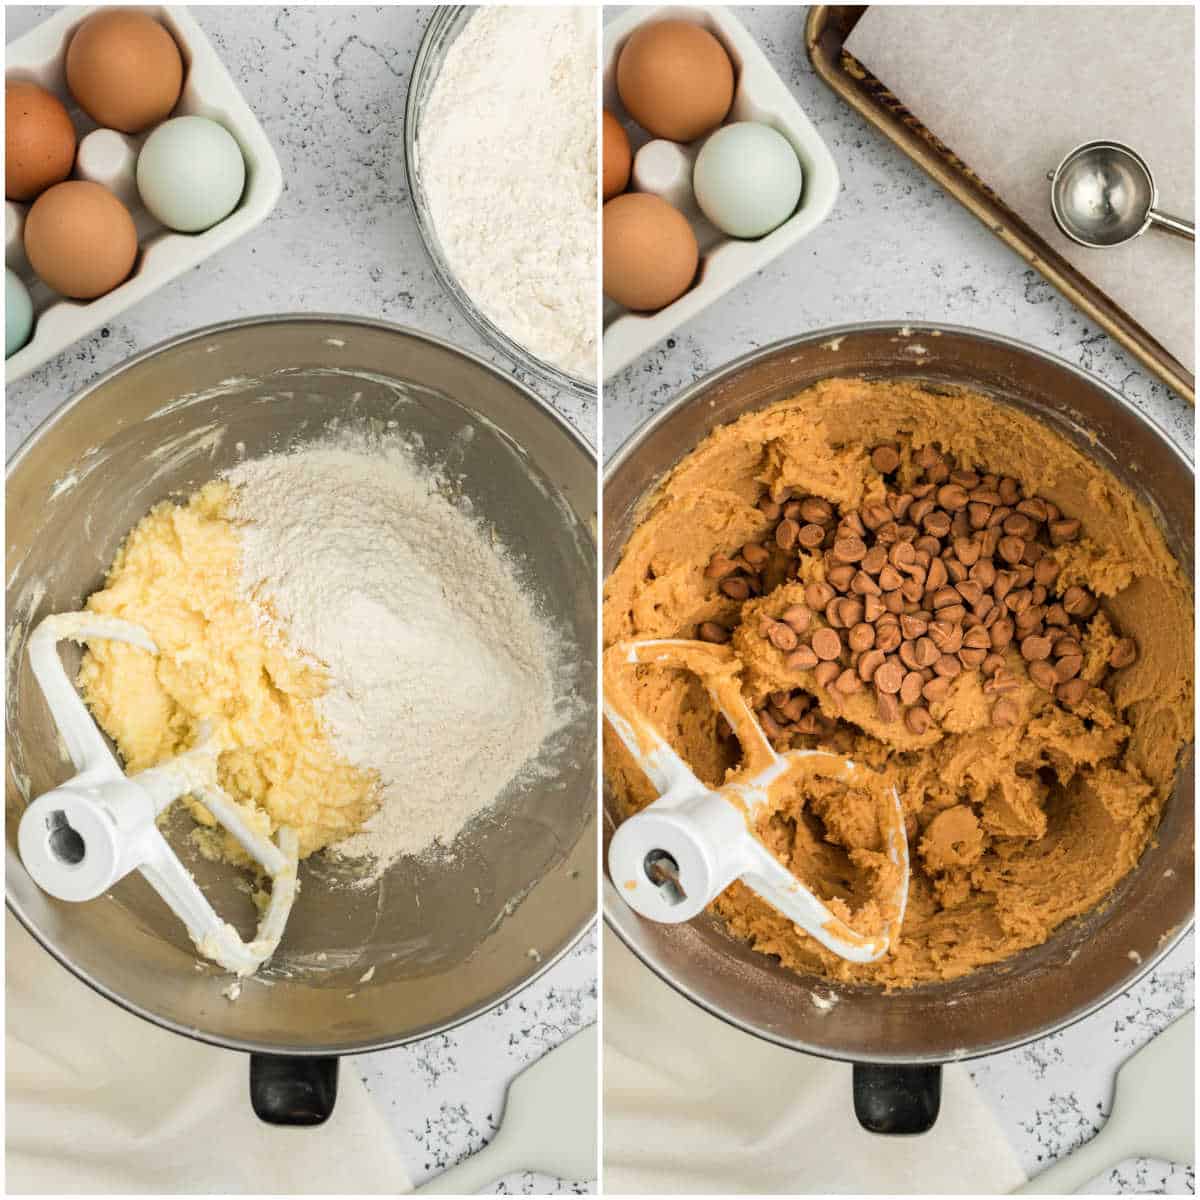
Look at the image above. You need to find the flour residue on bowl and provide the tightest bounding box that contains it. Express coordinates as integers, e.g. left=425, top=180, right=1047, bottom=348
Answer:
left=226, top=432, right=562, bottom=879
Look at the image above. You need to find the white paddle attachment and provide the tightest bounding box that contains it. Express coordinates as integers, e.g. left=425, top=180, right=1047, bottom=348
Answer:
left=605, top=638, right=909, bottom=963
left=17, top=612, right=299, bottom=976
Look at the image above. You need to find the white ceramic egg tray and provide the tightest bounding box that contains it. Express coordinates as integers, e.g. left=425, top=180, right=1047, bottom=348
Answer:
left=603, top=5, right=840, bottom=378
left=5, top=6, right=282, bottom=383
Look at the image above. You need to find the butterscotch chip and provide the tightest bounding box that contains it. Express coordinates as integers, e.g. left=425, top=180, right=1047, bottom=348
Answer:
left=1109, top=637, right=1137, bottom=669
left=795, top=496, right=830, bottom=523
left=783, top=500, right=804, bottom=521
left=998, top=476, right=1021, bottom=504
left=860, top=502, right=890, bottom=531
left=835, top=668, right=862, bottom=694
left=1034, top=558, right=1060, bottom=587
left=905, top=705, right=932, bottom=734
left=828, top=563, right=856, bottom=592
left=931, top=622, right=964, bottom=655
left=922, top=675, right=952, bottom=703
left=913, top=635, right=940, bottom=667
left=954, top=580, right=983, bottom=608
left=1056, top=678, right=1087, bottom=705
left=981, top=652, right=1005, bottom=676
left=766, top=621, right=798, bottom=652
left=720, top=577, right=751, bottom=600
left=743, top=543, right=770, bottom=569
left=869, top=444, right=900, bottom=474
left=889, top=541, right=917, bottom=568
left=888, top=492, right=914, bottom=520
left=814, top=660, right=840, bottom=689
left=923, top=510, right=952, bottom=538
left=936, top=483, right=969, bottom=511
left=699, top=621, right=730, bottom=644
left=899, top=640, right=921, bottom=670
left=876, top=690, right=900, bottom=723
left=991, top=697, right=1019, bottom=727
left=775, top=519, right=799, bottom=550
left=1002, top=513, right=1035, bottom=540
left=989, top=618, right=1015, bottom=650
left=848, top=622, right=876, bottom=652
left=979, top=527, right=1002, bottom=558
left=1049, top=518, right=1081, bottom=545
left=874, top=658, right=905, bottom=694
left=878, top=565, right=903, bottom=591
left=1062, top=586, right=1096, bottom=617
left=959, top=647, right=988, bottom=668
left=851, top=569, right=882, bottom=596
left=875, top=622, right=902, bottom=652
left=909, top=498, right=935, bottom=527
left=929, top=586, right=957, bottom=610
left=798, top=523, right=825, bottom=550
left=1016, top=497, right=1048, bottom=521
left=839, top=597, right=865, bottom=626
left=900, top=613, right=928, bottom=639
left=934, top=654, right=962, bottom=678
left=1053, top=637, right=1082, bottom=658
left=962, top=625, right=991, bottom=650
left=983, top=668, right=1020, bottom=694
left=1027, top=660, right=1057, bottom=690
left=927, top=461, right=950, bottom=484
left=863, top=594, right=886, bottom=622
left=858, top=647, right=886, bottom=682
left=811, top=628, right=842, bottom=661
left=861, top=545, right=889, bottom=575
left=967, top=502, right=991, bottom=529
left=805, top=582, right=835, bottom=611
left=1055, top=654, right=1083, bottom=682
left=899, top=578, right=923, bottom=604
left=1019, top=634, right=1052, bottom=661
left=760, top=709, right=784, bottom=739
left=900, top=671, right=924, bottom=706
left=705, top=553, right=737, bottom=579
left=924, top=557, right=948, bottom=592
left=970, top=559, right=997, bottom=589
left=882, top=590, right=904, bottom=615
left=833, top=535, right=867, bottom=564
left=785, top=645, right=819, bottom=671
left=779, top=605, right=811, bottom=634
left=758, top=497, right=782, bottom=521
left=953, top=538, right=981, bottom=567
left=996, top=535, right=1024, bottom=565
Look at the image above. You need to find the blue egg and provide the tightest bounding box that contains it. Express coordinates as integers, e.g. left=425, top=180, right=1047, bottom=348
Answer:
left=6, top=269, right=34, bottom=359
left=694, top=122, right=804, bottom=240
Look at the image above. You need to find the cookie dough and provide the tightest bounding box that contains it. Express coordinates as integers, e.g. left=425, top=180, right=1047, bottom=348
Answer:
left=603, top=378, right=1192, bottom=988
left=79, top=481, right=377, bottom=864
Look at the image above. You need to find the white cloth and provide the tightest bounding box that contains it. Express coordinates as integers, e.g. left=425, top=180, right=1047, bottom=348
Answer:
left=603, top=930, right=1026, bottom=1195
left=6, top=914, right=413, bottom=1195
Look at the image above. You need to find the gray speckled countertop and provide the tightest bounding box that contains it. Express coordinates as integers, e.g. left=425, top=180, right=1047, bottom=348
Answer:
left=603, top=5, right=1193, bottom=1195
left=6, top=6, right=595, bottom=1194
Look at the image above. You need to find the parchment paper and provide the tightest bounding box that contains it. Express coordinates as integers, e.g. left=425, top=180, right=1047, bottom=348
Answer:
left=846, top=6, right=1194, bottom=375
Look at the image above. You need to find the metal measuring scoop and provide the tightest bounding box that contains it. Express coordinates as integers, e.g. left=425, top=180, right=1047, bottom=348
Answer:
left=604, top=638, right=910, bottom=964
left=1049, top=140, right=1194, bottom=247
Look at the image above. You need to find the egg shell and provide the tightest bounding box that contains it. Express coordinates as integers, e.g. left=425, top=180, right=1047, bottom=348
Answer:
left=136, top=116, right=246, bottom=233
left=693, top=121, right=803, bottom=239
left=6, top=268, right=34, bottom=357
left=66, top=9, right=184, bottom=134
left=603, top=110, right=632, bottom=200
left=24, top=180, right=138, bottom=299
left=5, top=81, right=77, bottom=202
left=616, top=20, right=734, bottom=144
left=603, top=192, right=698, bottom=312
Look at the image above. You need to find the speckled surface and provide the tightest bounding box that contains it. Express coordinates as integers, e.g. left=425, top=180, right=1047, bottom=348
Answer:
left=603, top=5, right=1194, bottom=1195
left=6, top=7, right=596, bottom=1194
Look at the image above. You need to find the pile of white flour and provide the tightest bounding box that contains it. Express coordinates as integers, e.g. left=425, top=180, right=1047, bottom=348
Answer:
left=225, top=438, right=557, bottom=875
left=418, top=6, right=597, bottom=380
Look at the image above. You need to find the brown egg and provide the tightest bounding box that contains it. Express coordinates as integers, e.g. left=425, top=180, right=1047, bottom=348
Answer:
left=616, top=20, right=734, bottom=143
left=66, top=9, right=184, bottom=134
left=603, top=110, right=632, bottom=200
left=6, top=81, right=77, bottom=202
left=25, top=181, right=138, bottom=299
left=603, top=192, right=698, bottom=312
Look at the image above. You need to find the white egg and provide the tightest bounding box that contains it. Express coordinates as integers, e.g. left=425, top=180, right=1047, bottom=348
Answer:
left=693, top=122, right=803, bottom=239
left=136, top=116, right=246, bottom=233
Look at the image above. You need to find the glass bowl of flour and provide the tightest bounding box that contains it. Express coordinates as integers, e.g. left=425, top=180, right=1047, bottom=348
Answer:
left=406, top=6, right=597, bottom=401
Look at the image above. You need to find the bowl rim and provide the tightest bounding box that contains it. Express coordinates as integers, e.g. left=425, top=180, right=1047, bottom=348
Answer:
left=602, top=318, right=1194, bottom=1065
left=7, top=311, right=598, bottom=1058
left=402, top=5, right=597, bottom=402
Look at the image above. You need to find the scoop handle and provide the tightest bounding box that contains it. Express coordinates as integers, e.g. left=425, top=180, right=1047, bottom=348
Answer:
left=1148, top=208, right=1195, bottom=240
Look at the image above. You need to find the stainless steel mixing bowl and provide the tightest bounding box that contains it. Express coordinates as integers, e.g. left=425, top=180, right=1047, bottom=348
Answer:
left=603, top=322, right=1193, bottom=1131
left=7, top=315, right=597, bottom=1121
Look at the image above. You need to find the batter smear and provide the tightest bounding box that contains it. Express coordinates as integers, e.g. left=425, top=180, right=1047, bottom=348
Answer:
left=603, top=378, right=1192, bottom=988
